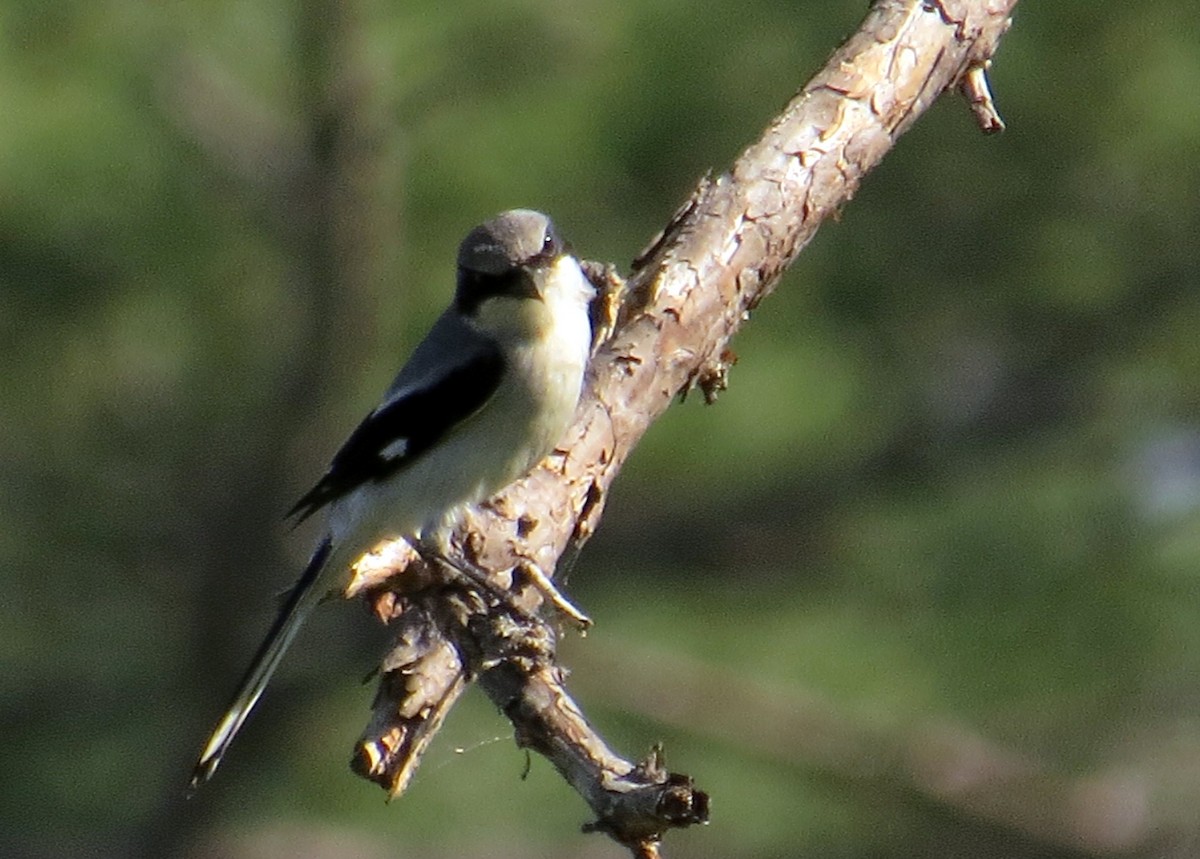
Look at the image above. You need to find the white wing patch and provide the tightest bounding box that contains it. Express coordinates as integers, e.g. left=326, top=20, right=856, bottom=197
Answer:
left=380, top=437, right=409, bottom=461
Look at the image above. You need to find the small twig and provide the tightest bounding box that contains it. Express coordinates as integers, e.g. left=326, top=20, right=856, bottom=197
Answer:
left=960, top=63, right=1006, bottom=133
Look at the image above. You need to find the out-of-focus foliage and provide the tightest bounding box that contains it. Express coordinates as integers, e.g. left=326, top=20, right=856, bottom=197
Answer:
left=4, top=1, right=1200, bottom=857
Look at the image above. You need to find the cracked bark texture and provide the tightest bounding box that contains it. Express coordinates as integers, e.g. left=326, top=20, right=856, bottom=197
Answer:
left=349, top=1, right=1019, bottom=855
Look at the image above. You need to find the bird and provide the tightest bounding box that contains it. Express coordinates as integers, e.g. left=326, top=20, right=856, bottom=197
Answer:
left=189, top=209, right=595, bottom=790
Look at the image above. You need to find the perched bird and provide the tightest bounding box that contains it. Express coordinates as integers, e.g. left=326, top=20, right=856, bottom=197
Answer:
left=190, top=209, right=595, bottom=790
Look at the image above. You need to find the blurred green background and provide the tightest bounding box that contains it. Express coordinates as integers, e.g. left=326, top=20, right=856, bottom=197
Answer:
left=5, top=1, right=1200, bottom=857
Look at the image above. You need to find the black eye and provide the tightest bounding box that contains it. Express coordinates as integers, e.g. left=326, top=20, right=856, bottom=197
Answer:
left=539, top=225, right=562, bottom=260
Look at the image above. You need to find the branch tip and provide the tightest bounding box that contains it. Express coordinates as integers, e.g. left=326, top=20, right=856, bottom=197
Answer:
left=960, top=62, right=1006, bottom=134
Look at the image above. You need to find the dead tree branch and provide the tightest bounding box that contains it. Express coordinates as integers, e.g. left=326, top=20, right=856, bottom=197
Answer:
left=350, top=1, right=1019, bottom=855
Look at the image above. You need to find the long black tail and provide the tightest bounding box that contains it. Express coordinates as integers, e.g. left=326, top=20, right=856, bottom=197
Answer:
left=188, top=537, right=333, bottom=793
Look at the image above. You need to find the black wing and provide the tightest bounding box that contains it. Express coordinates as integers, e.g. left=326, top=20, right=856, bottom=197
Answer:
left=287, top=345, right=504, bottom=523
